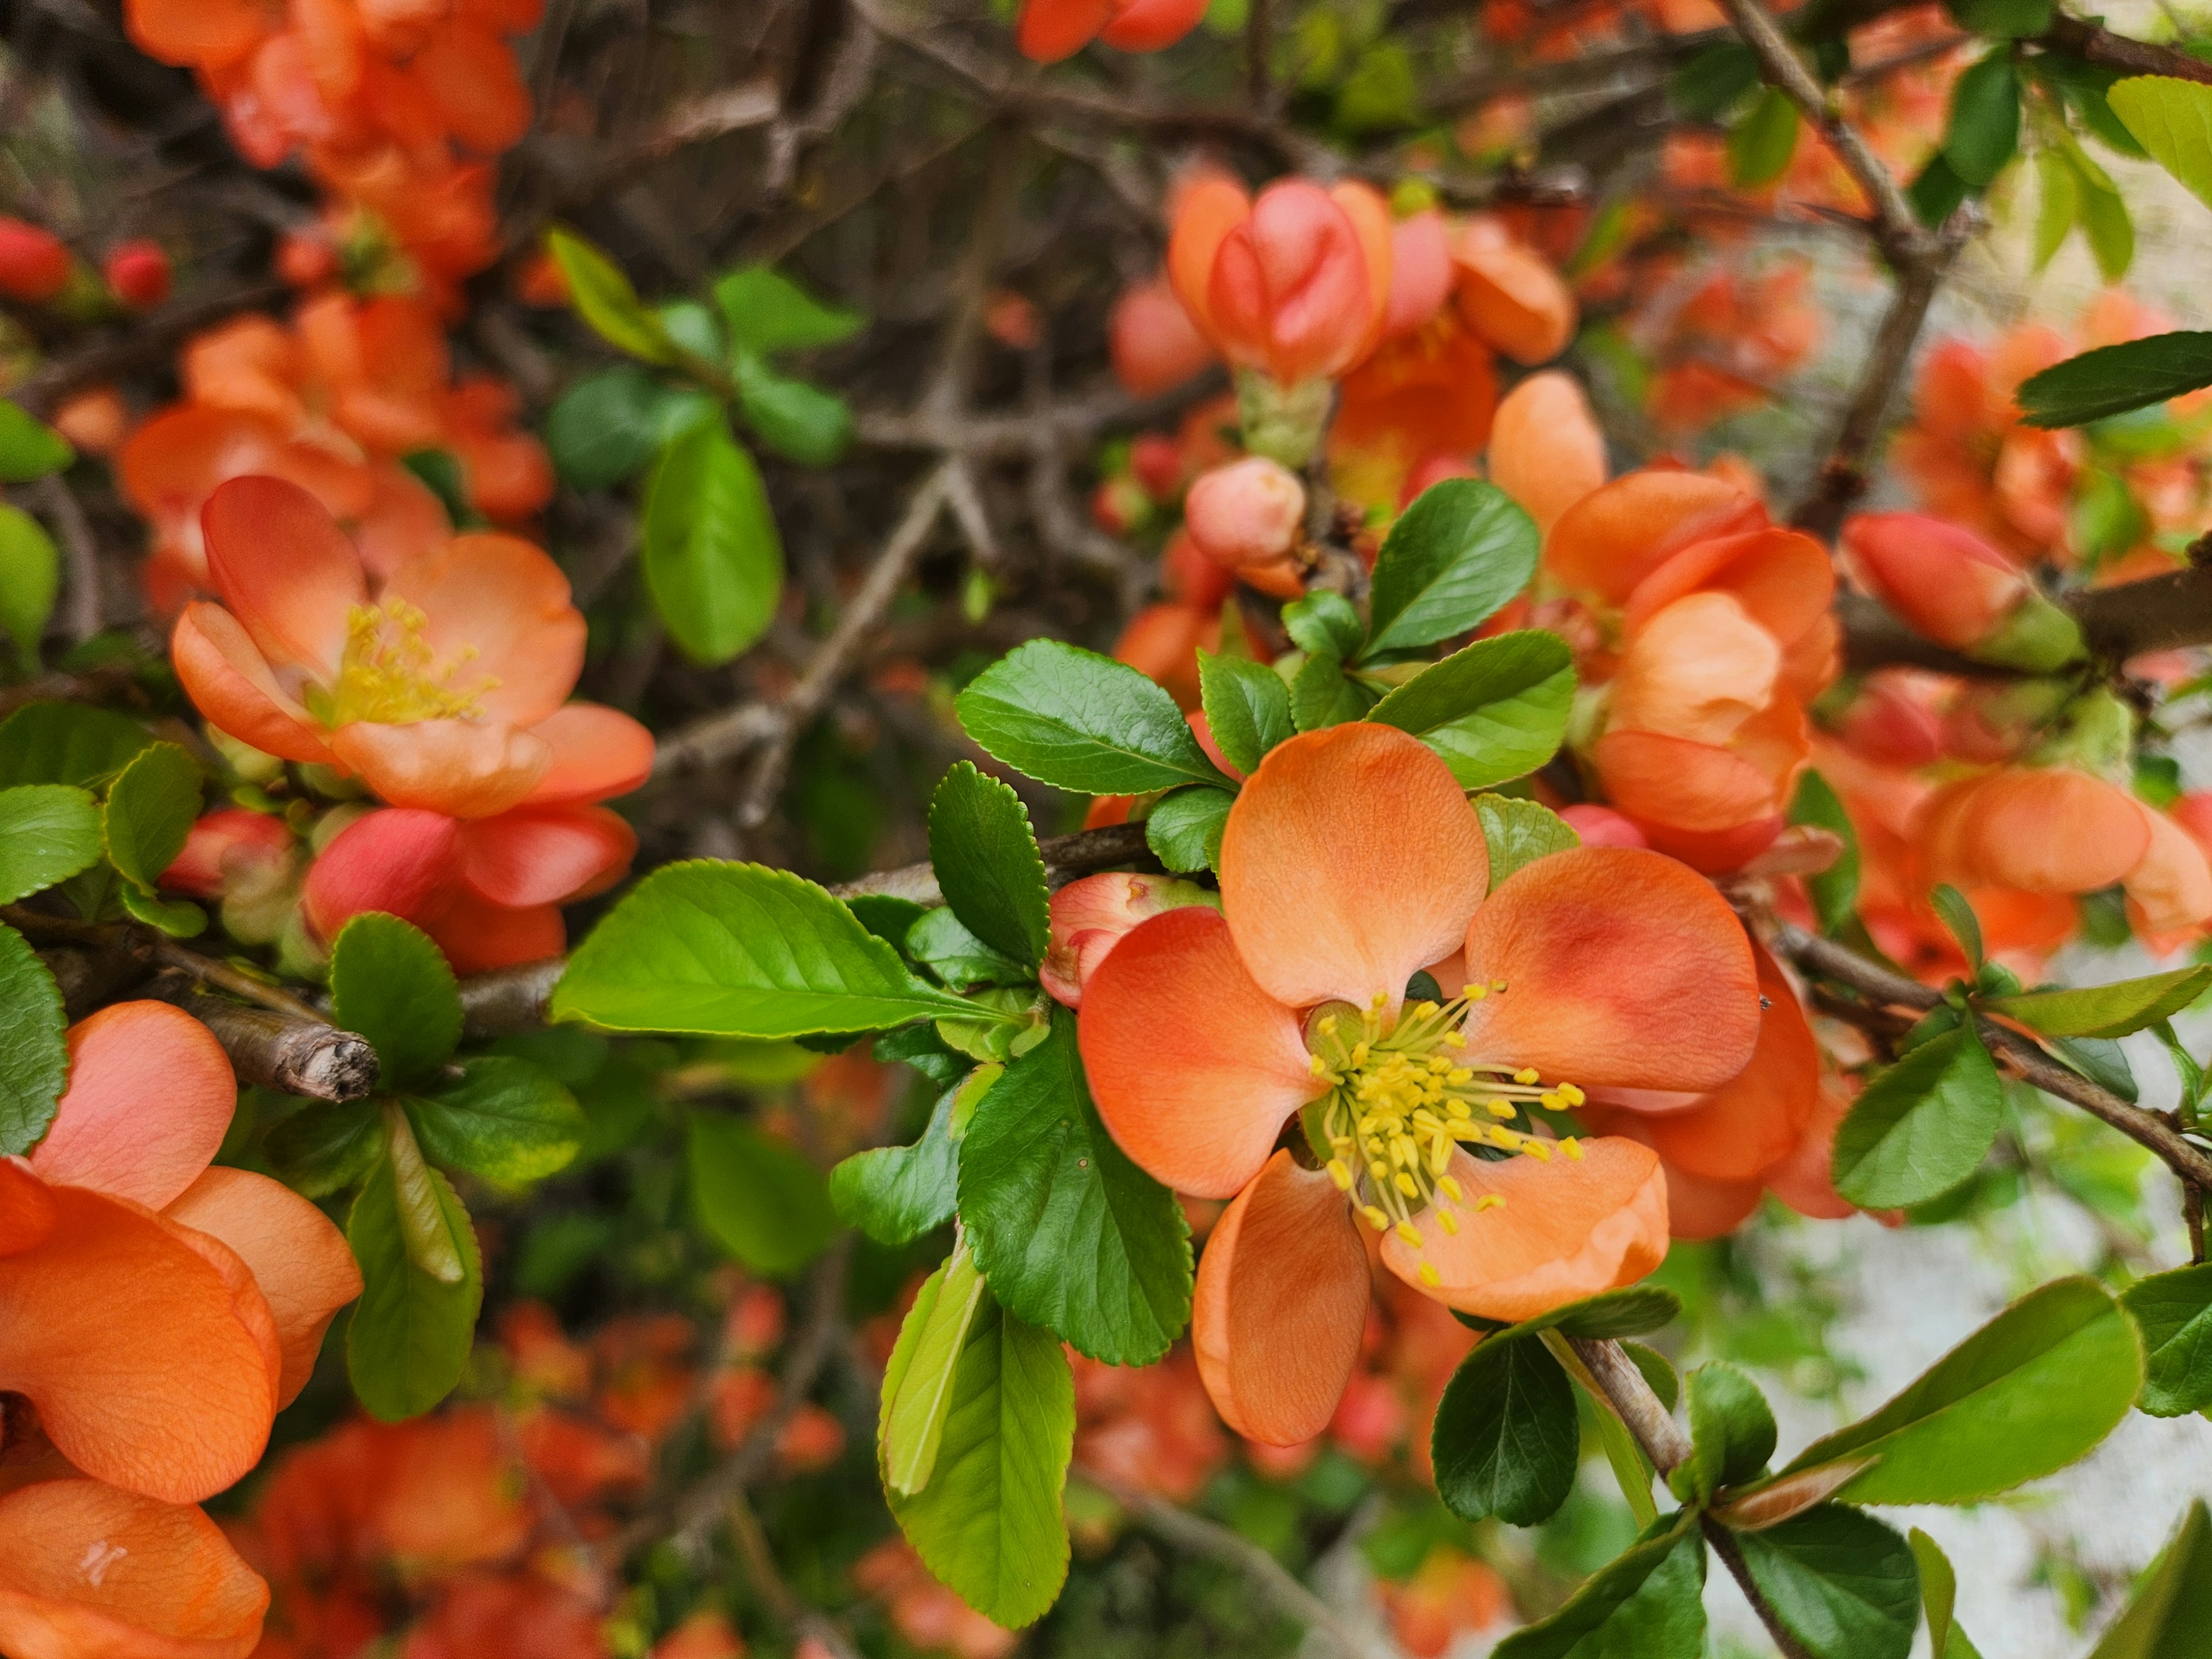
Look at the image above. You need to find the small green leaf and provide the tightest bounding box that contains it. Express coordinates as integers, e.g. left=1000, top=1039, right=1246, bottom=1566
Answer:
left=2123, top=1261, right=2212, bottom=1417
left=1364, top=478, right=1540, bottom=656
left=2086, top=1499, right=2212, bottom=1659
left=1499, top=1285, right=1684, bottom=1346
left=546, top=228, right=683, bottom=365
left=1730, top=1505, right=1919, bottom=1659
left=734, top=352, right=853, bottom=467
left=2108, top=76, right=2212, bottom=211
left=1985, top=965, right=2212, bottom=1039
left=1431, top=1333, right=1579, bottom=1524
left=929, top=763, right=1050, bottom=968
left=329, top=912, right=462, bottom=1090
left=1366, top=631, right=1574, bottom=789
left=1945, top=0, right=2048, bottom=35
left=1910, top=151, right=1971, bottom=226
left=266, top=1097, right=381, bottom=1198
left=544, top=367, right=716, bottom=490
left=0, top=505, right=58, bottom=670
left=1831, top=1026, right=2002, bottom=1207
left=1197, top=650, right=1294, bottom=775
left=346, top=1112, right=483, bottom=1422
left=1730, top=85, right=1801, bottom=187
left=882, top=1245, right=990, bottom=1495
left=0, top=785, right=101, bottom=905
left=713, top=265, right=865, bottom=357
left=1289, top=652, right=1370, bottom=732
left=906, top=907, right=1031, bottom=989
left=0, top=402, right=74, bottom=482
left=1673, top=1362, right=1777, bottom=1503
left=2078, top=172, right=2135, bottom=281
left=1492, top=1512, right=1707, bottom=1659
left=655, top=299, right=724, bottom=364
left=832, top=1082, right=961, bottom=1245
left=2034, top=149, right=2081, bottom=270
left=1145, top=786, right=1233, bottom=875
left=0, top=923, right=66, bottom=1156
left=101, top=741, right=202, bottom=893
left=0, top=703, right=153, bottom=789
left=689, top=1111, right=837, bottom=1277
left=407, top=1056, right=584, bottom=1184
left=642, top=420, right=785, bottom=666
left=1944, top=53, right=2021, bottom=187
left=1475, top=794, right=1581, bottom=891
left=1928, top=883, right=1983, bottom=970
left=118, top=884, right=205, bottom=937
left=1790, top=770, right=1861, bottom=933
left=956, top=640, right=1229, bottom=794
left=1910, top=1528, right=1985, bottom=1659
left=1672, top=41, right=1760, bottom=119
left=2020, top=333, right=2212, bottom=429
left=1282, top=592, right=1363, bottom=659
left=554, top=861, right=984, bottom=1037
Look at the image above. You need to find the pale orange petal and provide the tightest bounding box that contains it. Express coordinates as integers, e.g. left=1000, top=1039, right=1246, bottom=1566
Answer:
left=1451, top=224, right=1577, bottom=365
left=1622, top=526, right=1835, bottom=651
left=171, top=604, right=334, bottom=764
left=459, top=805, right=636, bottom=908
left=1609, top=592, right=1781, bottom=748
left=329, top=718, right=551, bottom=818
left=1165, top=173, right=1249, bottom=347
left=201, top=475, right=366, bottom=681
left=521, top=703, right=657, bottom=806
left=381, top=533, right=585, bottom=728
left=1487, top=370, right=1605, bottom=533
left=1544, top=469, right=1763, bottom=605
left=2124, top=801, right=2212, bottom=933
left=1764, top=1079, right=1855, bottom=1221
left=1594, top=728, right=1783, bottom=834
left=1919, top=768, right=2150, bottom=895
left=28, top=1004, right=234, bottom=1211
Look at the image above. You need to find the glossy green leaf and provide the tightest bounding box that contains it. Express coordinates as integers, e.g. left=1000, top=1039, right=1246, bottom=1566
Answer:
left=544, top=366, right=715, bottom=490
left=1432, top=1333, right=1578, bottom=1524
left=1365, top=478, right=1539, bottom=656
left=1475, top=794, right=1581, bottom=891
left=1366, top=630, right=1575, bottom=789
left=959, top=1008, right=1192, bottom=1365
left=832, top=1083, right=961, bottom=1245
left=1672, top=1362, right=1777, bottom=1504
left=0, top=505, right=57, bottom=670
left=346, top=1113, right=482, bottom=1422
left=100, top=741, right=201, bottom=894
left=2034, top=149, right=2081, bottom=270
left=1776, top=1277, right=2142, bottom=1505
left=1730, top=86, right=1801, bottom=187
left=1909, top=151, right=1971, bottom=226
left=1944, top=54, right=2020, bottom=187
left=1830, top=1026, right=2002, bottom=1207
left=554, top=861, right=984, bottom=1036
left=1492, top=1512, right=1707, bottom=1659
left=906, top=907, right=1031, bottom=989
left=407, top=1056, right=584, bottom=1184
left=0, top=785, right=101, bottom=905
left=2122, top=1261, right=2212, bottom=1417
left=2018, top=333, right=2212, bottom=428
left=1985, top=965, right=2212, bottom=1038
left=956, top=640, right=1229, bottom=794
left=882, top=1245, right=989, bottom=1495
left=0, top=923, right=66, bottom=1156
left=1789, top=769, right=1861, bottom=933
left=2108, top=76, right=2212, bottom=211
left=329, top=912, right=461, bottom=1090
left=1491, top=1285, right=1685, bottom=1346
left=734, top=351, right=852, bottom=467
left=929, top=763, right=1049, bottom=967
left=0, top=703, right=153, bottom=789
left=1289, top=651, right=1369, bottom=732
left=2086, top=1499, right=2212, bottom=1659
left=2078, top=171, right=2135, bottom=281
left=546, top=228, right=682, bottom=365
left=118, top=884, right=204, bottom=937
left=1929, top=882, right=1983, bottom=970
left=0, top=402, right=74, bottom=482
left=1282, top=592, right=1363, bottom=660
left=1145, top=786, right=1232, bottom=875
left=266, top=1098, right=381, bottom=1198
left=1910, top=1528, right=1985, bottom=1659
left=713, top=265, right=865, bottom=357
left=1197, top=650, right=1294, bottom=775
left=689, top=1111, right=838, bottom=1277
left=642, top=420, right=784, bottom=666
left=1731, top=1505, right=1919, bottom=1659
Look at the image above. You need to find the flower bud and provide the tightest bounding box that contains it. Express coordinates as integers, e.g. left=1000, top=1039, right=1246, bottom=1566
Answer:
left=1041, top=872, right=1220, bottom=1007
left=1840, top=513, right=2084, bottom=671
left=1184, top=456, right=1305, bottom=570
left=1018, top=0, right=1204, bottom=60
left=1129, top=433, right=1185, bottom=501
left=0, top=217, right=72, bottom=302
left=278, top=230, right=340, bottom=290
left=1109, top=276, right=1216, bottom=397
left=161, top=808, right=295, bottom=900
left=1097, top=0, right=1209, bottom=50
left=1557, top=804, right=1647, bottom=849
left=1380, top=210, right=1452, bottom=340
left=103, top=239, right=172, bottom=310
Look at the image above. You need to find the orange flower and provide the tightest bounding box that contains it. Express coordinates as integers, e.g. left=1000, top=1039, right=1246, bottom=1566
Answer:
left=1891, top=332, right=2079, bottom=560
left=1487, top=370, right=1605, bottom=535
left=1330, top=312, right=1499, bottom=510
left=173, top=476, right=652, bottom=818
left=1078, top=724, right=1760, bottom=1442
left=1016, top=0, right=1207, bottom=61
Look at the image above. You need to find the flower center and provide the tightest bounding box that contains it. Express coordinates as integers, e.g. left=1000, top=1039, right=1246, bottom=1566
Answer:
left=328, top=599, right=496, bottom=726
left=1306, top=987, right=1585, bottom=1288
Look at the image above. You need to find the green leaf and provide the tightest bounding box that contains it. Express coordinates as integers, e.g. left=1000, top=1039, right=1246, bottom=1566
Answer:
left=1475, top=794, right=1580, bottom=891
left=117, top=884, right=204, bottom=937
left=2078, top=171, right=2135, bottom=281
left=1775, top=1276, right=2143, bottom=1505
left=832, top=1083, right=961, bottom=1245
left=1492, top=1513, right=1707, bottom=1659
left=2109, top=76, right=2212, bottom=211
left=1944, top=0, right=2048, bottom=35
left=1830, top=1026, right=2002, bottom=1207
left=1289, top=652, right=1370, bottom=731
left=0, top=703, right=153, bottom=789
left=886, top=1281, right=1073, bottom=1628
left=2034, top=149, right=2081, bottom=270
left=2086, top=1499, right=2212, bottom=1659
left=554, top=861, right=984, bottom=1037
left=1366, top=631, right=1574, bottom=789
left=101, top=741, right=201, bottom=893
left=1910, top=1528, right=1984, bottom=1659
left=1673, top=41, right=1759, bottom=119
left=1944, top=54, right=2020, bottom=187
left=655, top=299, right=724, bottom=364
left=1145, top=786, right=1233, bottom=875
left=329, top=912, right=461, bottom=1090
left=959, top=1007, right=1192, bottom=1365
left=546, top=228, right=682, bottom=366
left=1790, top=770, right=1861, bottom=933
left=1196, top=650, right=1294, bottom=775
left=1730, top=1506, right=1919, bottom=1659
left=1985, top=965, right=2212, bottom=1039
left=1364, top=479, right=1540, bottom=656
left=1431, top=1333, right=1579, bottom=1524
left=2055, top=1033, right=2139, bottom=1100
left=906, top=907, right=1031, bottom=988
left=929, top=763, right=1050, bottom=968
left=1730, top=86, right=1802, bottom=187
left=734, top=351, right=853, bottom=467
left=346, top=1112, right=483, bottom=1421
left=689, top=1111, right=838, bottom=1277
left=642, top=419, right=785, bottom=666
left=882, top=1245, right=990, bottom=1495
left=1282, top=592, right=1364, bottom=660
left=2018, top=334, right=2212, bottom=428
left=0, top=505, right=58, bottom=669
left=544, top=366, right=715, bottom=490
left=0, top=923, right=66, bottom=1156
left=266, top=1098, right=382, bottom=1198
left=1672, top=1362, right=1777, bottom=1504
left=2122, top=1261, right=2212, bottom=1417
left=0, top=402, right=74, bottom=481
left=713, top=265, right=865, bottom=357
left=407, top=1056, right=584, bottom=1184
left=0, top=785, right=101, bottom=904
left=1910, top=151, right=1971, bottom=226
left=956, top=640, right=1228, bottom=794
left=1928, top=883, right=1983, bottom=970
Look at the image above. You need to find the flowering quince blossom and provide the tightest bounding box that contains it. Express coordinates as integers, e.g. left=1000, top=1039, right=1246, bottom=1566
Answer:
left=1077, top=722, right=1760, bottom=1442
left=1, top=1001, right=362, bottom=1658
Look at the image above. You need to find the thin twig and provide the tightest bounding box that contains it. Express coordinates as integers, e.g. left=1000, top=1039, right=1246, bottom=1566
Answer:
left=831, top=820, right=1155, bottom=904
left=2039, top=14, right=2212, bottom=87
left=727, top=1490, right=866, bottom=1659
left=34, top=475, right=101, bottom=645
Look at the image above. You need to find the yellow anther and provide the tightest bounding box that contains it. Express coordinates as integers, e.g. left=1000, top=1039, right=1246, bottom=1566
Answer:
left=1443, top=1032, right=1467, bottom=1050
left=1438, top=1210, right=1460, bottom=1236
left=1395, top=1172, right=1419, bottom=1198
left=1486, top=1098, right=1516, bottom=1118
left=1461, top=983, right=1484, bottom=1001
left=1362, top=1206, right=1391, bottom=1230
left=1539, top=1092, right=1563, bottom=1111
left=1369, top=1160, right=1388, bottom=1179
left=1394, top=1221, right=1424, bottom=1248
left=1327, top=1158, right=1354, bottom=1190
left=1559, top=1083, right=1586, bottom=1106
left=1561, top=1137, right=1585, bottom=1161
left=1513, top=1067, right=1540, bottom=1085
left=1493, top=980, right=1508, bottom=992
left=1448, top=1067, right=1473, bottom=1085
left=1428, top=1055, right=1450, bottom=1074
left=1447, top=1099, right=1472, bottom=1119
left=1370, top=991, right=1390, bottom=1010
left=1475, top=1194, right=1505, bottom=1213
left=1309, top=1054, right=1332, bottom=1077
left=1438, top=1176, right=1464, bottom=1203
left=1418, top=1263, right=1441, bottom=1287
left=1318, top=1014, right=1338, bottom=1035
left=1413, top=1001, right=1440, bottom=1021
left=332, top=600, right=496, bottom=726
left=1351, top=1041, right=1371, bottom=1066
left=1525, top=1138, right=1553, bottom=1162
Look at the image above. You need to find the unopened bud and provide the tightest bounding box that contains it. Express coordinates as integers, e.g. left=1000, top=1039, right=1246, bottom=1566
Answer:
left=1040, top=872, right=1219, bottom=1007
left=1109, top=276, right=1215, bottom=397
left=0, top=217, right=72, bottom=303
left=1184, top=456, right=1306, bottom=569
left=103, top=239, right=172, bottom=310
left=1842, top=512, right=2084, bottom=670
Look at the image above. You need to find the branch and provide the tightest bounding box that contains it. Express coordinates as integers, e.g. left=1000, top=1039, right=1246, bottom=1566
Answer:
left=831, top=820, right=1156, bottom=904
left=149, top=976, right=381, bottom=1102
left=2039, top=14, right=2212, bottom=86
left=459, top=956, right=570, bottom=1038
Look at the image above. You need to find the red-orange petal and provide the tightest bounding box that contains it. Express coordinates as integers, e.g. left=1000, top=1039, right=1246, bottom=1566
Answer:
left=459, top=805, right=636, bottom=908
left=28, top=1003, right=234, bottom=1211
left=1165, top=172, right=1249, bottom=347
left=1460, top=846, right=1759, bottom=1092
left=201, top=475, right=366, bottom=681
left=1016, top=0, right=1113, bottom=60
left=1622, top=526, right=1835, bottom=652
left=1919, top=768, right=2150, bottom=895
left=1219, top=724, right=1488, bottom=1012
left=164, top=1167, right=362, bottom=1407
left=1450, top=223, right=1577, bottom=365
left=1192, top=1151, right=1370, bottom=1445
left=171, top=604, right=334, bottom=764
left=0, top=1480, right=268, bottom=1659
left=1078, top=907, right=1316, bottom=1199
left=1380, top=1140, right=1668, bottom=1321
left=1487, top=370, right=1605, bottom=533
left=0, top=1160, right=57, bottom=1256
left=380, top=533, right=585, bottom=729
left=521, top=702, right=657, bottom=806
left=1545, top=470, right=1763, bottom=605
left=1765, top=1079, right=1856, bottom=1221
left=423, top=889, right=568, bottom=975
left=1594, top=728, right=1784, bottom=834
left=329, top=718, right=552, bottom=819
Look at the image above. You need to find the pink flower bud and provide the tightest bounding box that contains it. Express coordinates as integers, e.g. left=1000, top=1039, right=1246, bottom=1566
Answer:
left=1381, top=210, right=1453, bottom=341
left=103, top=239, right=172, bottom=310
left=1129, top=433, right=1185, bottom=501
left=1558, top=804, right=1647, bottom=849
left=1840, top=513, right=2031, bottom=651
left=0, top=217, right=71, bottom=302
left=1182, top=179, right=1391, bottom=387
left=1184, top=456, right=1305, bottom=569
left=1109, top=276, right=1217, bottom=397
left=1041, top=872, right=1219, bottom=1007
left=160, top=807, right=295, bottom=900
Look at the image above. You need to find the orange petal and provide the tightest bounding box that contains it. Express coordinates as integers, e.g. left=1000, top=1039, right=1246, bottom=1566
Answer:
left=1460, top=846, right=1759, bottom=1092
left=2124, top=801, right=2212, bottom=934
left=164, top=1167, right=362, bottom=1407
left=27, top=1004, right=234, bottom=1212
left=1078, top=908, right=1316, bottom=1199
left=424, top=888, right=568, bottom=975
left=459, top=805, right=636, bottom=908
left=0, top=1160, right=57, bottom=1256
left=1487, top=370, right=1605, bottom=533
left=1219, top=724, right=1488, bottom=1012
left=0, top=1480, right=267, bottom=1659
left=1594, top=726, right=1786, bottom=834
left=1166, top=172, right=1249, bottom=347
left=1545, top=469, right=1763, bottom=605
left=1192, top=1151, right=1370, bottom=1445
left=1919, top=768, right=2150, bottom=895
left=1016, top=0, right=1113, bottom=61
left=381, top=533, right=585, bottom=729
left=1609, top=592, right=1781, bottom=748
left=1328, top=180, right=1396, bottom=359
left=1380, top=1140, right=1668, bottom=1321
left=0, top=1187, right=275, bottom=1503
left=1450, top=223, right=1577, bottom=365
left=1764, top=1079, right=1855, bottom=1221
left=521, top=703, right=657, bottom=806
left=329, top=718, right=552, bottom=818
left=200, top=475, right=366, bottom=681
left=1623, top=527, right=1835, bottom=652
left=171, top=604, right=335, bottom=764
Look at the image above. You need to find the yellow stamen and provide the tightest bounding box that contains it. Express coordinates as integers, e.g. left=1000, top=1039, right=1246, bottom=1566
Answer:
left=1395, top=1221, right=1424, bottom=1248
left=331, top=599, right=496, bottom=726
left=1418, top=1263, right=1441, bottom=1287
